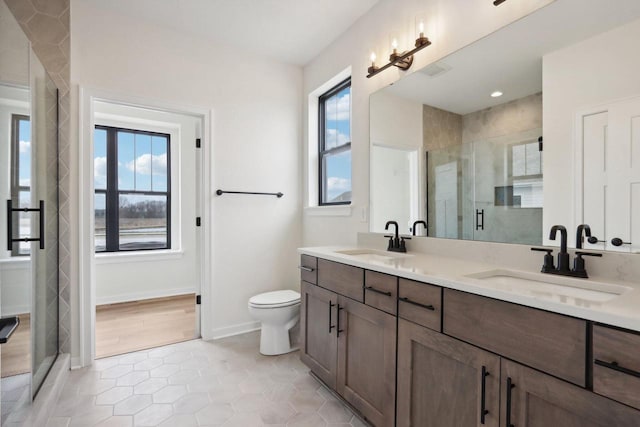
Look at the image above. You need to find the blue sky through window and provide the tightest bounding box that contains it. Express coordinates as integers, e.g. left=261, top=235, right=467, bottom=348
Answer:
left=18, top=118, right=31, bottom=188
left=323, top=86, right=351, bottom=202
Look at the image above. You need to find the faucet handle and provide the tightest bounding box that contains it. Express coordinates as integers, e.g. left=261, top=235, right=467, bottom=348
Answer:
left=587, top=236, right=605, bottom=244
left=531, top=247, right=555, bottom=272
left=575, top=251, right=603, bottom=258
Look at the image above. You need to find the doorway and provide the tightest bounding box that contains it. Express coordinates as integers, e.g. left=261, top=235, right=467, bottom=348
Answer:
left=89, top=100, right=205, bottom=359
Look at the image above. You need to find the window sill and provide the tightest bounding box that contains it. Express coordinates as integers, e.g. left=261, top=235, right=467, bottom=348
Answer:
left=304, top=205, right=352, bottom=217
left=95, top=249, right=184, bottom=265
left=0, top=257, right=30, bottom=270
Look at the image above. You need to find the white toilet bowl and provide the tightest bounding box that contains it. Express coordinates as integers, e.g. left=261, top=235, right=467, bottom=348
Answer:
left=248, top=290, right=301, bottom=356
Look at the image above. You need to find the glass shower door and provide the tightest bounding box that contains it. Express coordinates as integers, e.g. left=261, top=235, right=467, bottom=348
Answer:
left=29, top=52, right=59, bottom=397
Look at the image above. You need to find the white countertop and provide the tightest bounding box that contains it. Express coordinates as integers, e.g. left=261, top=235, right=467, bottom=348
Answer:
left=298, top=246, right=640, bottom=332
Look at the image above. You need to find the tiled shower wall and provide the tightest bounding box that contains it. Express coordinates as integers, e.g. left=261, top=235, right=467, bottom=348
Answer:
left=4, top=0, right=72, bottom=353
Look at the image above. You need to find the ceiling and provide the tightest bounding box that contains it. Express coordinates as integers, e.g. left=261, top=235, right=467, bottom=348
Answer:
left=382, top=0, right=640, bottom=115
left=84, top=0, right=380, bottom=66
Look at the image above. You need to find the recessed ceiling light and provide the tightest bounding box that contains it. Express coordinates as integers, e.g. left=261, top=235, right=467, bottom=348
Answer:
left=491, top=91, right=503, bottom=98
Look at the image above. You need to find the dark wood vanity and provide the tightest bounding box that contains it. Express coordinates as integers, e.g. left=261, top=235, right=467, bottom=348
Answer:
left=299, top=255, right=640, bottom=427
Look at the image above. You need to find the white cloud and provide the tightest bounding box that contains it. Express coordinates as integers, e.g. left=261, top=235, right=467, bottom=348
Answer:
left=325, top=129, right=350, bottom=147
left=325, top=94, right=351, bottom=120
left=19, top=140, right=30, bottom=153
left=327, top=177, right=351, bottom=192
left=94, top=156, right=107, bottom=188
left=19, top=178, right=30, bottom=187
left=127, top=153, right=167, bottom=176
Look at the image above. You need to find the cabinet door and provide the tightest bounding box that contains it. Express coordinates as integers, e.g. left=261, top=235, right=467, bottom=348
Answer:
left=501, top=360, right=640, bottom=427
left=300, top=281, right=338, bottom=389
left=397, top=319, right=500, bottom=427
left=337, top=296, right=396, bottom=427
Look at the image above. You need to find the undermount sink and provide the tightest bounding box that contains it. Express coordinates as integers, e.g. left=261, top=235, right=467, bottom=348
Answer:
left=465, top=269, right=632, bottom=304
left=334, top=248, right=412, bottom=262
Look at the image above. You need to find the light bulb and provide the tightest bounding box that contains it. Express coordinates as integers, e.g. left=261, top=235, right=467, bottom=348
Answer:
left=491, top=91, right=503, bottom=98
left=370, top=51, right=376, bottom=63
left=418, top=21, right=424, bottom=35
left=391, top=38, right=398, bottom=50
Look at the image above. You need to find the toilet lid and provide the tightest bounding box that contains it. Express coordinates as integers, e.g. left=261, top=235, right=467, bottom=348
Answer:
left=249, top=290, right=300, bottom=307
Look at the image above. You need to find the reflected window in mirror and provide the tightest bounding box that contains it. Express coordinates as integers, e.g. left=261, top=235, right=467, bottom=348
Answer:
left=94, top=125, right=171, bottom=252
left=319, top=77, right=351, bottom=205
left=10, top=114, right=31, bottom=256
left=507, top=140, right=543, bottom=209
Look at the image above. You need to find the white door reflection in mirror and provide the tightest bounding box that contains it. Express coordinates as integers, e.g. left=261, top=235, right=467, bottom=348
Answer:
left=580, top=96, right=640, bottom=253
left=435, top=161, right=457, bottom=238
left=370, top=144, right=421, bottom=234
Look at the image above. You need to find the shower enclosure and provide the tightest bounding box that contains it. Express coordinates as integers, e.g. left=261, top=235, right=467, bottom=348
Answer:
left=427, top=131, right=543, bottom=245
left=0, top=3, right=59, bottom=423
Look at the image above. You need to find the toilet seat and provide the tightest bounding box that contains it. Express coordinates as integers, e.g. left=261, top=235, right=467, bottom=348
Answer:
left=249, top=290, right=300, bottom=309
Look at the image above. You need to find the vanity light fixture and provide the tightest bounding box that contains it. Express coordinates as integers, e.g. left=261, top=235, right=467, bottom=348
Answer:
left=491, top=91, right=503, bottom=98
left=367, top=25, right=431, bottom=78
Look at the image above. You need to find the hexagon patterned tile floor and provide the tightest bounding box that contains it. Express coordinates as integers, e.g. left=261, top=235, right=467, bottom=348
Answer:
left=45, top=332, right=369, bottom=427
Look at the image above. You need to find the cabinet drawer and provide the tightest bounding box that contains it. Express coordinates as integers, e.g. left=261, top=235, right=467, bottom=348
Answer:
left=398, top=279, right=441, bottom=331
left=317, top=259, right=363, bottom=302
left=364, top=270, right=397, bottom=315
left=593, top=325, right=640, bottom=410
left=444, top=289, right=587, bottom=386
left=299, top=255, right=317, bottom=284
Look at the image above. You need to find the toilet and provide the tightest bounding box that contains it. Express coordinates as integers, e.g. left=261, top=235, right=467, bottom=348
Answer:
left=248, top=290, right=301, bottom=355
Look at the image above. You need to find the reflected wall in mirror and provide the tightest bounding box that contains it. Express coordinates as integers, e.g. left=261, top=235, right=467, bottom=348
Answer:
left=369, top=0, right=640, bottom=251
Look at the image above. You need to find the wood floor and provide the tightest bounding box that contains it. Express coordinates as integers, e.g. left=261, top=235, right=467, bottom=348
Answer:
left=1, top=313, right=31, bottom=378
left=95, top=294, right=197, bottom=359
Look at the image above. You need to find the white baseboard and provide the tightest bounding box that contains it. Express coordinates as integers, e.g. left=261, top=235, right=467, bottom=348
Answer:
left=210, top=321, right=261, bottom=340
left=2, top=305, right=30, bottom=316
left=71, top=356, right=82, bottom=370
left=96, top=287, right=195, bottom=305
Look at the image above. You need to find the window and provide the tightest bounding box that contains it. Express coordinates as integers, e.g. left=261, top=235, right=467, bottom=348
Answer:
left=509, top=140, right=543, bottom=208
left=94, top=126, right=171, bottom=252
left=319, top=78, right=351, bottom=205
left=10, top=115, right=31, bottom=256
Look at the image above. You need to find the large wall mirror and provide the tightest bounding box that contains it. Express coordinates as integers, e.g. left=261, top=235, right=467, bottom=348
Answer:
left=370, top=0, right=640, bottom=252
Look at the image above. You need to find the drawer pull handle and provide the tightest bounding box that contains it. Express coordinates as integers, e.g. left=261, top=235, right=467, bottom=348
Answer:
left=329, top=301, right=335, bottom=333
left=480, top=366, right=489, bottom=424
left=298, top=266, right=314, bottom=272
left=337, top=304, right=344, bottom=337
left=399, top=297, right=435, bottom=311
left=506, top=377, right=515, bottom=427
left=365, top=286, right=392, bottom=296
left=594, top=359, right=640, bottom=378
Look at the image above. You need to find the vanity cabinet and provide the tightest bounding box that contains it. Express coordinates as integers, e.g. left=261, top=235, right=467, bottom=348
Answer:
left=397, top=318, right=500, bottom=427
left=301, top=258, right=396, bottom=426
left=300, top=254, right=640, bottom=427
left=502, top=360, right=640, bottom=427
left=300, top=281, right=338, bottom=389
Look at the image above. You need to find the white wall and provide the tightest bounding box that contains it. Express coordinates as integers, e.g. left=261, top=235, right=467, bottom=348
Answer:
left=543, top=18, right=640, bottom=246
left=302, top=0, right=555, bottom=247
left=92, top=102, right=199, bottom=305
left=70, top=0, right=303, bottom=357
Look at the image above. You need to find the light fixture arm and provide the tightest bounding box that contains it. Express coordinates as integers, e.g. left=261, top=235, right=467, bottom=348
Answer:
left=367, top=37, right=431, bottom=78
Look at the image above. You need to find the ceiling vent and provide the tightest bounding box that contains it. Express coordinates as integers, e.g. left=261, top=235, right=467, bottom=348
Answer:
left=420, top=62, right=451, bottom=78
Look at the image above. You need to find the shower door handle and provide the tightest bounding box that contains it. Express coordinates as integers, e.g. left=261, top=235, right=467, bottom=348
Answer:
left=6, top=199, right=45, bottom=251
left=475, top=209, right=485, bottom=231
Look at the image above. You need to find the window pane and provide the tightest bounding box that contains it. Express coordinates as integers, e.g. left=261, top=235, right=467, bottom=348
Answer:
left=118, top=194, right=168, bottom=250
left=336, top=87, right=350, bottom=146
left=323, top=150, right=352, bottom=203
left=117, top=131, right=135, bottom=191
left=151, top=136, right=168, bottom=192
left=511, top=144, right=526, bottom=177
left=525, top=142, right=541, bottom=175
left=324, top=94, right=338, bottom=150
left=94, top=128, right=107, bottom=190
left=134, top=133, right=152, bottom=191
left=18, top=118, right=31, bottom=189
left=94, top=192, right=106, bottom=252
